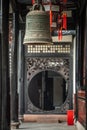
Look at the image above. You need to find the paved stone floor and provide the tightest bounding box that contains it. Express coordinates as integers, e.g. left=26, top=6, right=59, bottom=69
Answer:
left=12, top=122, right=77, bottom=130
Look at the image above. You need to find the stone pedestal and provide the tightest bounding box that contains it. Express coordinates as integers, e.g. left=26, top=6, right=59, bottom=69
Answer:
left=19, top=115, right=24, bottom=122
left=11, top=122, right=20, bottom=129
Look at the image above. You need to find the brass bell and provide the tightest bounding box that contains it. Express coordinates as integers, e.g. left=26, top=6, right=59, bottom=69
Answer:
left=23, top=3, right=52, bottom=45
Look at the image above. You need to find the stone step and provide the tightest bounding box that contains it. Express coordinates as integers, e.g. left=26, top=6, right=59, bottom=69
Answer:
left=23, top=114, right=67, bottom=123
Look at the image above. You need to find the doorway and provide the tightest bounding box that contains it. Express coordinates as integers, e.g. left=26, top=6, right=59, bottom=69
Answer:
left=28, top=70, right=67, bottom=111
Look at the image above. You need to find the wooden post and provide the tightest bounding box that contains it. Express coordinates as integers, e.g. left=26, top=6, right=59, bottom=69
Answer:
left=18, top=30, right=25, bottom=122
left=0, top=0, right=10, bottom=130
left=84, top=3, right=87, bottom=130
left=10, top=12, right=20, bottom=129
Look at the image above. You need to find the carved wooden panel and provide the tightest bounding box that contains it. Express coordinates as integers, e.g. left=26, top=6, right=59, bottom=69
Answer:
left=25, top=57, right=71, bottom=113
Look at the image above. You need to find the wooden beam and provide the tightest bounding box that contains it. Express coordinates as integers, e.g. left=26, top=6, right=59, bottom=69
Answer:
left=52, top=35, right=73, bottom=43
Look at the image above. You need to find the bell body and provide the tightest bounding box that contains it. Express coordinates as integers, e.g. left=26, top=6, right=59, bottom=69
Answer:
left=23, top=10, right=52, bottom=45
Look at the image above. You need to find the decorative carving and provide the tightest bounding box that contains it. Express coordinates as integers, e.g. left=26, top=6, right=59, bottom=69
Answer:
left=27, top=44, right=70, bottom=54
left=26, top=58, right=69, bottom=81
left=25, top=57, right=70, bottom=113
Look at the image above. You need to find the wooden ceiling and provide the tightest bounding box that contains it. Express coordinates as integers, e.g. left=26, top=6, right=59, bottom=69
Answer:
left=11, top=0, right=79, bottom=12
left=10, top=0, right=85, bottom=31
left=17, top=0, right=78, bottom=6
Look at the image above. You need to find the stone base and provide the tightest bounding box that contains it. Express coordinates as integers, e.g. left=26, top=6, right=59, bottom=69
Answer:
left=23, top=114, right=67, bottom=123
left=19, top=115, right=24, bottom=122
left=11, top=122, right=20, bottom=129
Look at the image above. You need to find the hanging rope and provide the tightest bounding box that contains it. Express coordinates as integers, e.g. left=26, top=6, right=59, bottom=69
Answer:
left=50, top=1, right=52, bottom=27
left=62, top=12, right=67, bottom=30
left=32, top=0, right=35, bottom=5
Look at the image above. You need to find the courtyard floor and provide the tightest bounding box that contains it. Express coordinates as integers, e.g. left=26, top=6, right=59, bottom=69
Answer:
left=12, top=122, right=77, bottom=130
